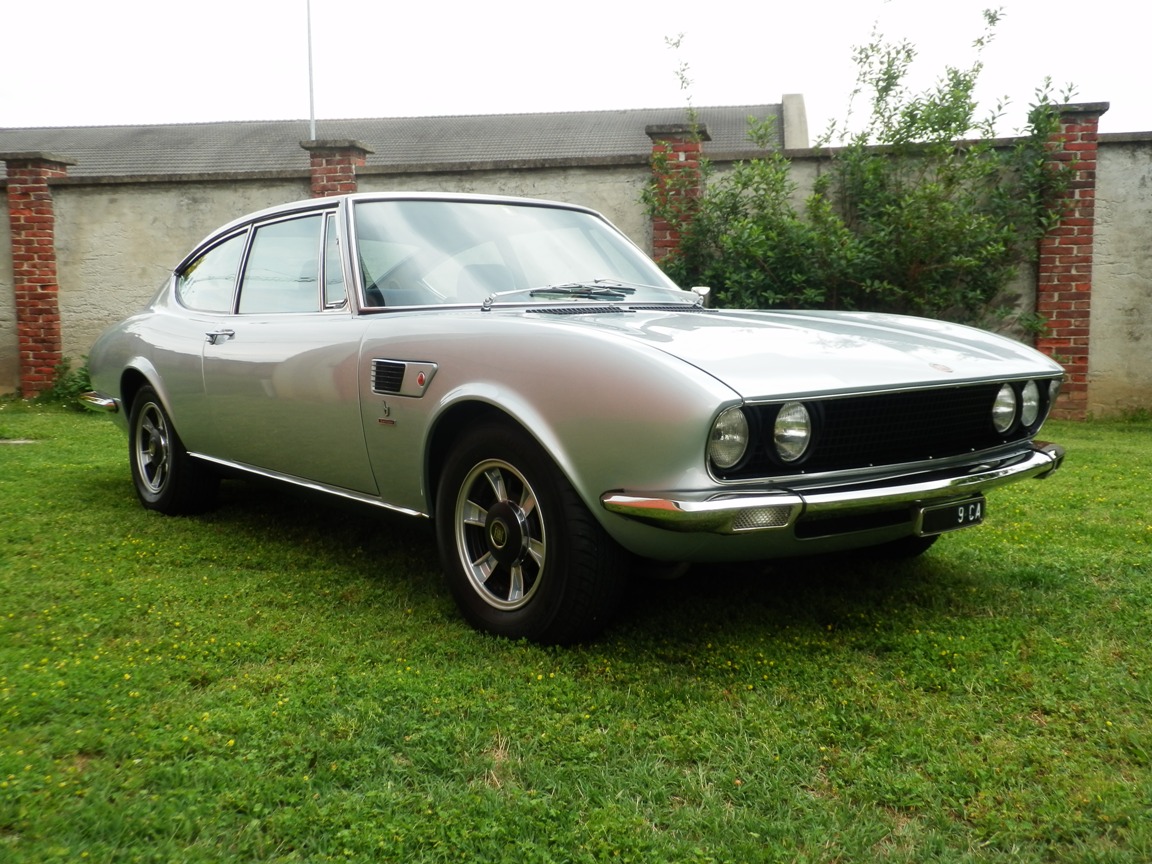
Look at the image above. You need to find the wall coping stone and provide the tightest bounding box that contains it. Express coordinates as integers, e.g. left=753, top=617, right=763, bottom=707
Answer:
left=1054, top=101, right=1110, bottom=116
left=0, top=151, right=77, bottom=165
left=300, top=139, right=375, bottom=154
left=645, top=124, right=712, bottom=142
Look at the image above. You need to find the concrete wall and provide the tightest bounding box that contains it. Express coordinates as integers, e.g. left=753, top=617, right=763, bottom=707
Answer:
left=53, top=179, right=309, bottom=363
left=1091, top=138, right=1152, bottom=416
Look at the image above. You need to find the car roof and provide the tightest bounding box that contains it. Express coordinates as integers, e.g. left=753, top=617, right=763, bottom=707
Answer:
left=178, top=192, right=605, bottom=272
left=213, top=191, right=599, bottom=236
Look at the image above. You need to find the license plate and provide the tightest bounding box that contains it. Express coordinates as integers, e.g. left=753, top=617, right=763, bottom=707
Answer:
left=916, top=496, right=986, bottom=536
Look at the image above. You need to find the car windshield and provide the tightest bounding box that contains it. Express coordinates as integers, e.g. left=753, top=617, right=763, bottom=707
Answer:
left=352, top=199, right=689, bottom=308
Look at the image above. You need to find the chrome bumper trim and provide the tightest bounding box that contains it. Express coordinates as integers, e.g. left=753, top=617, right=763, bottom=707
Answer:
left=80, top=390, right=120, bottom=413
left=601, top=443, right=1065, bottom=535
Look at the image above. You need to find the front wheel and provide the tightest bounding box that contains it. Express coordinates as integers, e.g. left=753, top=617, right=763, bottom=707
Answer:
left=435, top=423, right=626, bottom=644
left=128, top=386, right=218, bottom=515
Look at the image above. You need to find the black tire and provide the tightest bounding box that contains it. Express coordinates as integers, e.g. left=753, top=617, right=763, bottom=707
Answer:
left=435, top=422, right=627, bottom=644
left=128, top=386, right=218, bottom=515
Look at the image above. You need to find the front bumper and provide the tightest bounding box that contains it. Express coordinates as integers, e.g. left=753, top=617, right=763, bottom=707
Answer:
left=80, top=390, right=120, bottom=413
left=601, top=442, right=1064, bottom=536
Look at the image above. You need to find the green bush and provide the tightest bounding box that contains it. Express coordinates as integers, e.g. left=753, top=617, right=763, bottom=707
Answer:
left=34, top=357, right=91, bottom=410
left=649, top=11, right=1075, bottom=326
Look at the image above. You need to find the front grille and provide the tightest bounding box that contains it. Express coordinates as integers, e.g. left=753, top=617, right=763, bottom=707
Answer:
left=813, top=385, right=999, bottom=468
left=721, top=383, right=1013, bottom=480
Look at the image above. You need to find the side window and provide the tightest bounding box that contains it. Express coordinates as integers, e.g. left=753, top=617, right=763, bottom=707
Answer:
left=176, top=232, right=246, bottom=313
left=238, top=215, right=323, bottom=314
left=322, top=213, right=347, bottom=309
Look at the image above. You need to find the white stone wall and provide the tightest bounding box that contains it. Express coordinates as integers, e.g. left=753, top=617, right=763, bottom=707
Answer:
left=1091, top=140, right=1152, bottom=416
left=52, top=180, right=310, bottom=367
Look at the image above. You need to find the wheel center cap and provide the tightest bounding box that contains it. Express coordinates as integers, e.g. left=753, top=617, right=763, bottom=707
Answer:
left=489, top=519, right=509, bottom=550
left=486, top=502, right=527, bottom=567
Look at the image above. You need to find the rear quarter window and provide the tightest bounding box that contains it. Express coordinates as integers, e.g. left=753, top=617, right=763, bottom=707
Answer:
left=176, top=233, right=246, bottom=313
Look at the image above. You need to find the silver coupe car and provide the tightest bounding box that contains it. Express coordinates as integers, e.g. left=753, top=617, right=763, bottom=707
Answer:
left=84, top=192, right=1065, bottom=643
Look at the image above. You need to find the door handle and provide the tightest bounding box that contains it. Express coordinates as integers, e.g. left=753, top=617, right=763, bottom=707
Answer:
left=205, top=329, right=235, bottom=345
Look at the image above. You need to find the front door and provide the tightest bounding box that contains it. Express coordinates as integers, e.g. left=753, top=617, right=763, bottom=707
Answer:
left=200, top=212, right=376, bottom=494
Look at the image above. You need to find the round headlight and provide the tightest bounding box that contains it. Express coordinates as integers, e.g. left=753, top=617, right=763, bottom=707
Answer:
left=992, top=384, right=1017, bottom=434
left=774, top=401, right=812, bottom=463
left=1020, top=380, right=1041, bottom=427
left=708, top=407, right=749, bottom=470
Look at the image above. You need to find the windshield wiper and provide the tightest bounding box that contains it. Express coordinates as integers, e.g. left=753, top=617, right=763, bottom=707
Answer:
left=482, top=279, right=639, bottom=310
left=530, top=282, right=636, bottom=299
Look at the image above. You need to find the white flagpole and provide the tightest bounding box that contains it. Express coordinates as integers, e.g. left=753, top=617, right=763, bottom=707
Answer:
left=307, top=0, right=316, bottom=140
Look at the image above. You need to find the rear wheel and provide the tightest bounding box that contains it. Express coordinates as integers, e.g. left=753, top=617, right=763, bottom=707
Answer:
left=128, top=386, right=218, bottom=515
left=435, top=422, right=626, bottom=644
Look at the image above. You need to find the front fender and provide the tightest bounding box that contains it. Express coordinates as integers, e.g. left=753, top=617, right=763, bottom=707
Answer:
left=413, top=320, right=741, bottom=526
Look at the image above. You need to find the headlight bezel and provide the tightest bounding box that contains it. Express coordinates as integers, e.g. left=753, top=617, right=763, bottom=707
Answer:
left=992, top=377, right=1059, bottom=437
left=707, top=400, right=820, bottom=479
left=992, top=383, right=1019, bottom=434
left=707, top=405, right=752, bottom=471
left=773, top=401, right=814, bottom=464
left=1019, top=379, right=1042, bottom=428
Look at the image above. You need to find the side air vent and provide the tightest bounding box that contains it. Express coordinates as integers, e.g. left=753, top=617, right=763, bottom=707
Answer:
left=372, top=360, right=406, bottom=394
left=370, top=359, right=438, bottom=397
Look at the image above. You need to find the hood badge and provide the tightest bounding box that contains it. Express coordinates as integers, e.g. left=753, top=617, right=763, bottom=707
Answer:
left=930, top=363, right=955, bottom=374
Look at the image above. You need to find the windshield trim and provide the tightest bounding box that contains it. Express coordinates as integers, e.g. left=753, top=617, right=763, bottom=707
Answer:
left=350, top=198, right=682, bottom=311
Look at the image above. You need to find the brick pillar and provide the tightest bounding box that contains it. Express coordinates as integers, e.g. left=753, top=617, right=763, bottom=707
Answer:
left=1035, top=102, right=1109, bottom=420
left=301, top=139, right=374, bottom=198
left=645, top=124, right=710, bottom=261
left=2, top=151, right=75, bottom=397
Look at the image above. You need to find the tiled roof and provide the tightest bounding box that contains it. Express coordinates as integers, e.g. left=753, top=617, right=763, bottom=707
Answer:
left=0, top=105, right=781, bottom=178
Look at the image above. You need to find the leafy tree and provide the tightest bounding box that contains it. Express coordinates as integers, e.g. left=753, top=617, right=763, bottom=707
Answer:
left=648, top=10, right=1074, bottom=327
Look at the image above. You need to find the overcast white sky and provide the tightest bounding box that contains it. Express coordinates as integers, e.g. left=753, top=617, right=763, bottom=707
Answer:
left=4, top=0, right=1146, bottom=138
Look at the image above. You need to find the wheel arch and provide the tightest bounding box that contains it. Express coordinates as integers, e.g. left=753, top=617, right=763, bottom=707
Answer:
left=118, top=366, right=154, bottom=416
left=110, top=362, right=170, bottom=435
left=425, top=400, right=563, bottom=519
left=429, top=407, right=628, bottom=643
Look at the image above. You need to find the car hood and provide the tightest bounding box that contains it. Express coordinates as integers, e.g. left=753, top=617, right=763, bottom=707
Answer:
left=558, top=307, right=1063, bottom=399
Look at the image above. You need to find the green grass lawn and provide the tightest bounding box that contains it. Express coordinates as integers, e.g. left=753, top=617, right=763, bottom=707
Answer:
left=2, top=404, right=1150, bottom=863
